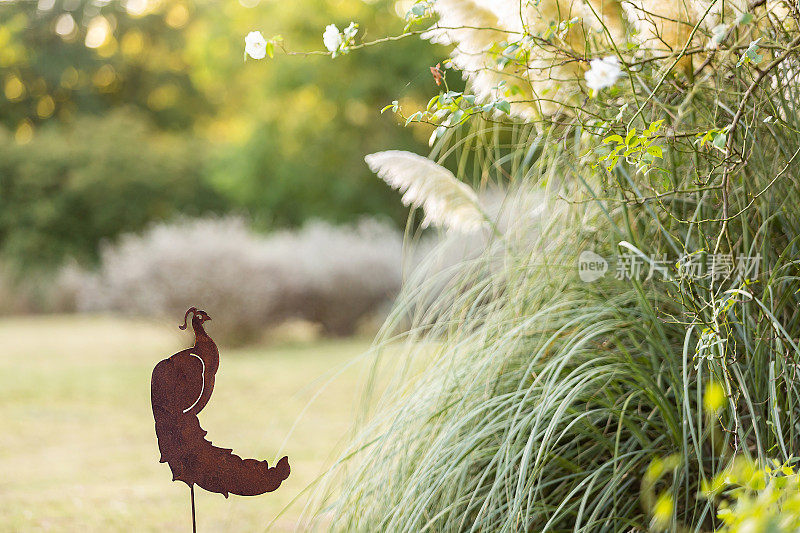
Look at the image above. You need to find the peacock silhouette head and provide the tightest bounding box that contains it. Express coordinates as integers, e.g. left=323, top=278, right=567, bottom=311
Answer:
left=179, top=307, right=211, bottom=331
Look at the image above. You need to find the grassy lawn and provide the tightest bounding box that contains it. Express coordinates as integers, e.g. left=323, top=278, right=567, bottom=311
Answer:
left=0, top=315, right=374, bottom=531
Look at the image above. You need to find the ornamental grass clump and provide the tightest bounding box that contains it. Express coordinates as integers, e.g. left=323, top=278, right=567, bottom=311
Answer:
left=262, top=0, right=800, bottom=529
left=307, top=122, right=800, bottom=529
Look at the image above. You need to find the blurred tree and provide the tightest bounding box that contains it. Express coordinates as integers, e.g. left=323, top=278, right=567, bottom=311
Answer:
left=0, top=0, right=446, bottom=269
left=0, top=0, right=209, bottom=134
left=190, top=0, right=446, bottom=227
left=0, top=112, right=226, bottom=271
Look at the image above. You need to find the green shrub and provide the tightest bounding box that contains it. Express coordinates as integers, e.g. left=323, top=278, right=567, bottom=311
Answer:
left=0, top=112, right=226, bottom=271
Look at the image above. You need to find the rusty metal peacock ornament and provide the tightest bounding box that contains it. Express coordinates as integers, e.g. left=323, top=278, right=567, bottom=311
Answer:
left=151, top=307, right=290, bottom=531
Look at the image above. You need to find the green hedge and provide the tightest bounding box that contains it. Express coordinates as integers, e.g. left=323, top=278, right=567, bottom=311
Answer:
left=0, top=112, right=227, bottom=271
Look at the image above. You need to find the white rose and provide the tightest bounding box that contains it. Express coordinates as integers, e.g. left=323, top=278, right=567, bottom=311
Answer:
left=323, top=24, right=342, bottom=53
left=245, top=31, right=267, bottom=60
left=585, top=56, right=622, bottom=91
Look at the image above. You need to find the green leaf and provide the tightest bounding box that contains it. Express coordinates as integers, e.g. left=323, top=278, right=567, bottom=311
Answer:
left=604, top=134, right=624, bottom=144
left=404, top=111, right=423, bottom=126
left=647, top=145, right=663, bottom=158
left=696, top=130, right=715, bottom=147
left=410, top=3, right=426, bottom=16
left=443, top=90, right=461, bottom=100
left=738, top=38, right=763, bottom=66
left=495, top=100, right=511, bottom=114
left=381, top=100, right=399, bottom=114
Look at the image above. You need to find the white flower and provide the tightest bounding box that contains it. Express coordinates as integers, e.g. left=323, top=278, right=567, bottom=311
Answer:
left=323, top=24, right=342, bottom=53
left=245, top=31, right=267, bottom=60
left=585, top=56, right=623, bottom=91
left=343, top=21, right=358, bottom=40
left=365, top=151, right=487, bottom=233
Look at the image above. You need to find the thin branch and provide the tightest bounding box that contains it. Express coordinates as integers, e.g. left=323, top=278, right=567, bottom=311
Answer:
left=715, top=33, right=800, bottom=253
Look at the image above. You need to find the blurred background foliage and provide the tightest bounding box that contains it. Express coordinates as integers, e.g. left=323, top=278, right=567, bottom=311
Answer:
left=0, top=0, right=442, bottom=270
left=0, top=112, right=223, bottom=269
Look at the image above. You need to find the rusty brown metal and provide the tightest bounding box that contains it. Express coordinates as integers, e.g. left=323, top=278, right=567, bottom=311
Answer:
left=151, top=307, right=290, bottom=502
